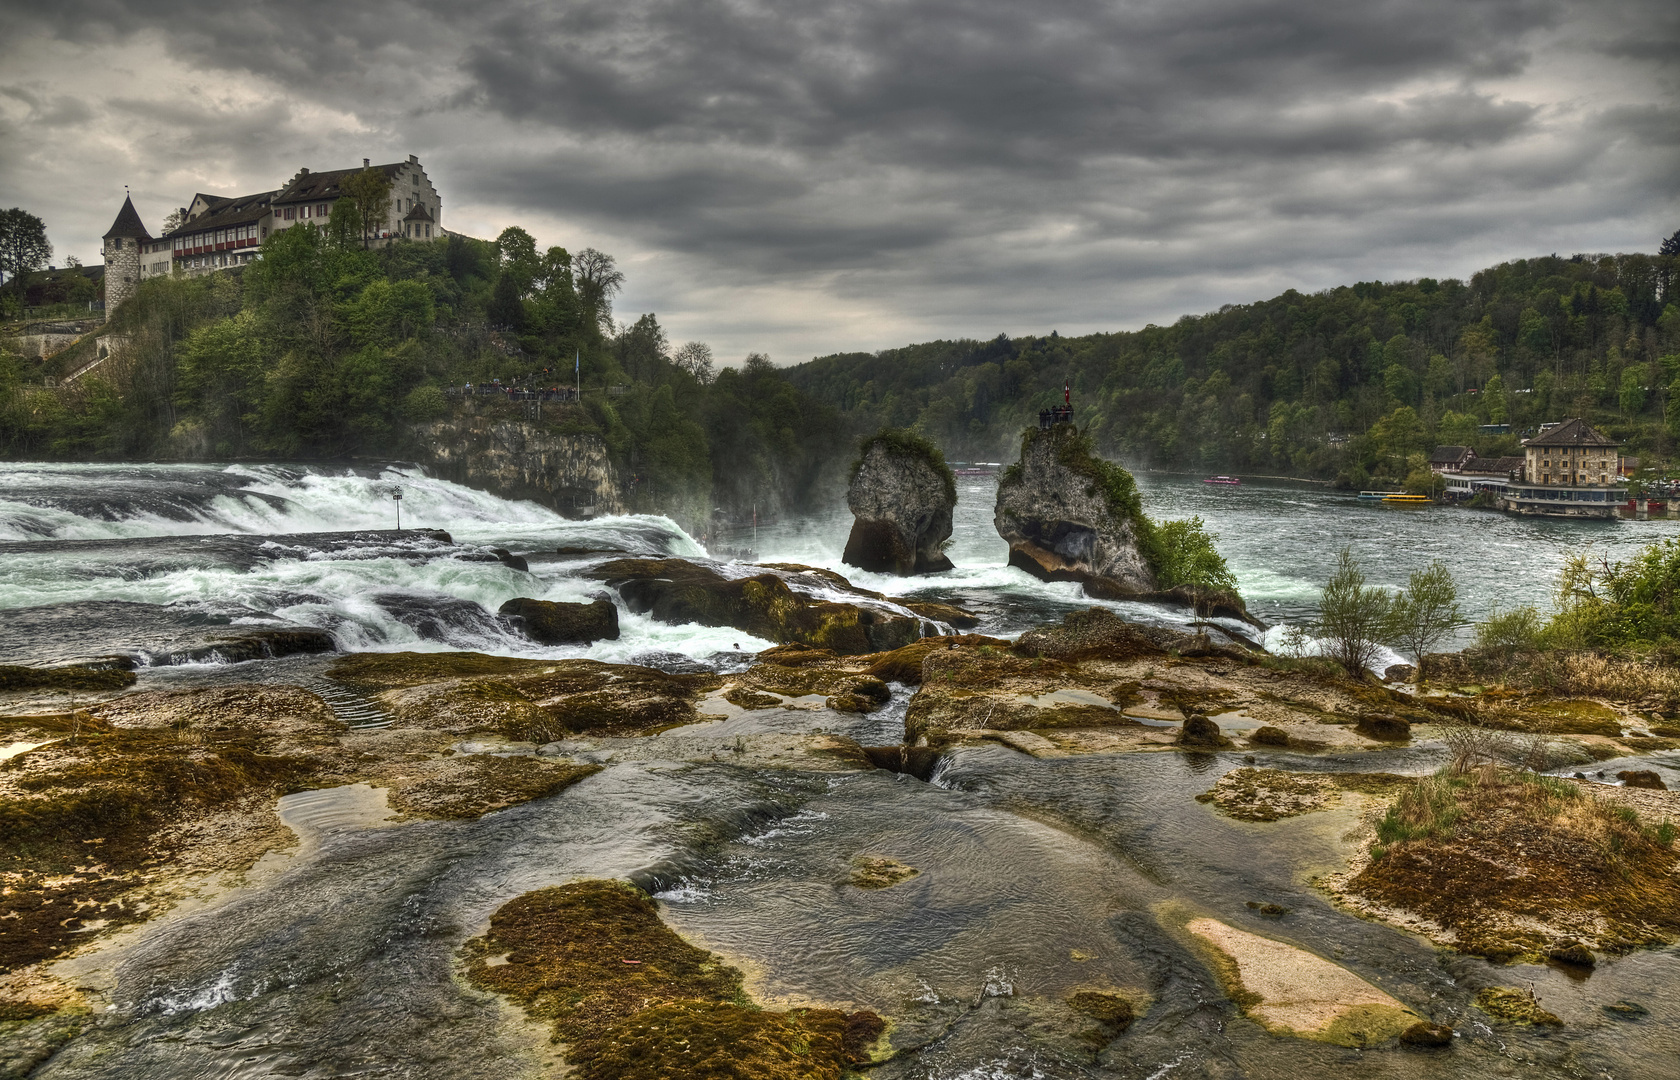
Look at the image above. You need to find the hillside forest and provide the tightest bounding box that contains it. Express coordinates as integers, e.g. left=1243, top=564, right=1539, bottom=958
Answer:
left=3, top=217, right=1678, bottom=523
left=790, top=235, right=1680, bottom=491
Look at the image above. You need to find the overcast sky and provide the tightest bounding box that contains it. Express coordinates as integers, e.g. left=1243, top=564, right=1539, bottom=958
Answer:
left=2, top=0, right=1675, bottom=363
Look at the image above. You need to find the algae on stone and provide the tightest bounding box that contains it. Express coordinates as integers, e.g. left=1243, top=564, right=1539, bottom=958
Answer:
left=462, top=880, right=887, bottom=1079
left=850, top=856, right=919, bottom=890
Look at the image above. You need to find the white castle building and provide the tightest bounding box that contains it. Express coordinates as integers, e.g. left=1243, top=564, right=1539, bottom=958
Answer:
left=101, top=155, right=444, bottom=316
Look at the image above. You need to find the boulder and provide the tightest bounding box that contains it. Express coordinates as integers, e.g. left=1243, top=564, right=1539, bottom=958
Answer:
left=994, top=424, right=1155, bottom=595
left=491, top=548, right=530, bottom=573
left=1178, top=713, right=1224, bottom=748
left=1547, top=939, right=1595, bottom=968
left=499, top=597, right=620, bottom=645
left=1617, top=770, right=1667, bottom=790
left=1250, top=725, right=1291, bottom=747
left=1399, top=1021, right=1454, bottom=1047
left=842, top=430, right=957, bottom=576
left=588, top=558, right=922, bottom=655
left=1355, top=714, right=1412, bottom=742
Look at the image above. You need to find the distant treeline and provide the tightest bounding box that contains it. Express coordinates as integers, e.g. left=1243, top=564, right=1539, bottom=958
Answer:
left=0, top=223, right=843, bottom=526
left=787, top=241, right=1680, bottom=487
left=6, top=221, right=1678, bottom=523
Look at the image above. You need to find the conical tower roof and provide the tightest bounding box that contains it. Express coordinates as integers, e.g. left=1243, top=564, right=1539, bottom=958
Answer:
left=103, top=194, right=152, bottom=241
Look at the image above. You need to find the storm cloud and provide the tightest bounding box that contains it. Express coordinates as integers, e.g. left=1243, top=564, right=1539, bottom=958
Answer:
left=1, top=0, right=1675, bottom=360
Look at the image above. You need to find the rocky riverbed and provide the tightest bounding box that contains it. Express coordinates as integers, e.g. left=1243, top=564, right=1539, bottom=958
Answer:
left=5, top=604, right=1680, bottom=1078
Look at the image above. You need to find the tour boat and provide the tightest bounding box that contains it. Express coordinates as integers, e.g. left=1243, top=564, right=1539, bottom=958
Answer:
left=1356, top=490, right=1403, bottom=501
left=1380, top=493, right=1433, bottom=506
left=1203, top=475, right=1241, bottom=486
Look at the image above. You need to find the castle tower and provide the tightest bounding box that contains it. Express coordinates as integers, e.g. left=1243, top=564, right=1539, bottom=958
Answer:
left=101, top=194, right=152, bottom=320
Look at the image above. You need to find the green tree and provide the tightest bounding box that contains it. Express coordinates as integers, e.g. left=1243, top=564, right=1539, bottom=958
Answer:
left=1315, top=548, right=1393, bottom=677
left=1482, top=373, right=1508, bottom=423
left=1620, top=364, right=1648, bottom=415
left=1385, top=561, right=1463, bottom=681
left=574, top=248, right=624, bottom=333
left=1151, top=516, right=1238, bottom=594
left=341, top=167, right=394, bottom=249
left=0, top=208, right=52, bottom=302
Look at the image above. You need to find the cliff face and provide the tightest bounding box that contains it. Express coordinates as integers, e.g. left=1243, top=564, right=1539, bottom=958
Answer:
left=994, top=424, right=1155, bottom=593
left=842, top=434, right=956, bottom=575
left=411, top=411, right=623, bottom=518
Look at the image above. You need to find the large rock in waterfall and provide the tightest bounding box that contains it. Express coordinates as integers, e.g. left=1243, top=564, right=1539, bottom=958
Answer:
left=994, top=424, right=1157, bottom=595
left=498, top=597, right=620, bottom=645
left=842, top=430, right=956, bottom=575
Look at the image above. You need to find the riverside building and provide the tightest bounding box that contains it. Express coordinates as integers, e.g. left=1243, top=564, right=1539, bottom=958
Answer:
left=99, top=155, right=444, bottom=316
left=1496, top=418, right=1625, bottom=519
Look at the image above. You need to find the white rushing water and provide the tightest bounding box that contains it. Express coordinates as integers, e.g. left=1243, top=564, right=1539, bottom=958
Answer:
left=4, top=459, right=1671, bottom=669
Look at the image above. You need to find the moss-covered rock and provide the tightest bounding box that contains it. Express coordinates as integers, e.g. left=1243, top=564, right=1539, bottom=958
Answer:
left=0, top=665, right=136, bottom=692
left=589, top=558, right=923, bottom=654
left=499, top=596, right=620, bottom=644
left=365, top=656, right=718, bottom=741
left=995, top=424, right=1155, bottom=594
left=1474, top=987, right=1562, bottom=1026
left=843, top=429, right=957, bottom=576
left=462, top=880, right=886, bottom=1079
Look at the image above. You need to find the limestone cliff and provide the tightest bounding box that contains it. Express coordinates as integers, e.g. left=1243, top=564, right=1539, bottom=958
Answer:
left=842, top=430, right=956, bottom=575
left=994, top=424, right=1156, bottom=594
left=410, top=407, right=622, bottom=518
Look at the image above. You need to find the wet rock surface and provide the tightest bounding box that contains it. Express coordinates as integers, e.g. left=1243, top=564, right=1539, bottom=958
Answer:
left=498, top=596, right=620, bottom=644
left=7, top=601, right=1680, bottom=1078
left=842, top=430, right=957, bottom=576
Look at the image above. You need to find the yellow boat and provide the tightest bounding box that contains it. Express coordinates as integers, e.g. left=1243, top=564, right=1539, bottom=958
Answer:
left=1381, top=493, right=1433, bottom=505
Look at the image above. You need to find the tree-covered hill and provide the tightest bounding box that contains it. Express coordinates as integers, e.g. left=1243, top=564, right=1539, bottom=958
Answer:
left=0, top=222, right=843, bottom=526
left=787, top=244, right=1680, bottom=488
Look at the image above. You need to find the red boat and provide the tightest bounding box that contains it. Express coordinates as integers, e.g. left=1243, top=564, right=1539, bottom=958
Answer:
left=1203, top=475, right=1241, bottom=486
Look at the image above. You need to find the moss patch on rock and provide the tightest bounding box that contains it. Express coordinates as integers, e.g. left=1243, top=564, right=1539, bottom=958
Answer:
left=366, top=656, right=719, bottom=741
left=1474, top=986, right=1562, bottom=1026
left=0, top=665, right=136, bottom=692
left=386, top=756, right=600, bottom=819
left=1346, top=768, right=1680, bottom=960
left=0, top=722, right=319, bottom=972
left=463, top=880, right=885, bottom=1079
left=850, top=856, right=919, bottom=890
left=1197, top=769, right=1335, bottom=821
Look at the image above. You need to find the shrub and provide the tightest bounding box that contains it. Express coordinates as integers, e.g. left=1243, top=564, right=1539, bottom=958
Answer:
left=401, top=384, right=449, bottom=422
left=1314, top=547, right=1392, bottom=676
left=1475, top=604, right=1544, bottom=652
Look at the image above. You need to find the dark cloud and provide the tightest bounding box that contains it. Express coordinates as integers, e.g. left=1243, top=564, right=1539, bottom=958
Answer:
left=1, top=0, right=1675, bottom=359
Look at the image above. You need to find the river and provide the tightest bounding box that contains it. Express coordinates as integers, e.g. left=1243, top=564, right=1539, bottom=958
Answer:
left=3, top=461, right=1676, bottom=1079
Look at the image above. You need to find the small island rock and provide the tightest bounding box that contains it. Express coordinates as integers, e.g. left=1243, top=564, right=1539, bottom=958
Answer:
left=842, top=430, right=956, bottom=576
left=994, top=424, right=1155, bottom=594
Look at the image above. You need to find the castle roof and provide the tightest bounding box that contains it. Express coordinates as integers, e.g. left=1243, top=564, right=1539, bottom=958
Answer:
left=273, top=161, right=410, bottom=205
left=1525, top=418, right=1619, bottom=448
left=164, top=191, right=278, bottom=239
left=103, top=195, right=151, bottom=240
left=402, top=202, right=435, bottom=222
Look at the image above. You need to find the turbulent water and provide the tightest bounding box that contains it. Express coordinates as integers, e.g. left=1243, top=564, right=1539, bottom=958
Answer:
left=5, top=461, right=1679, bottom=1079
